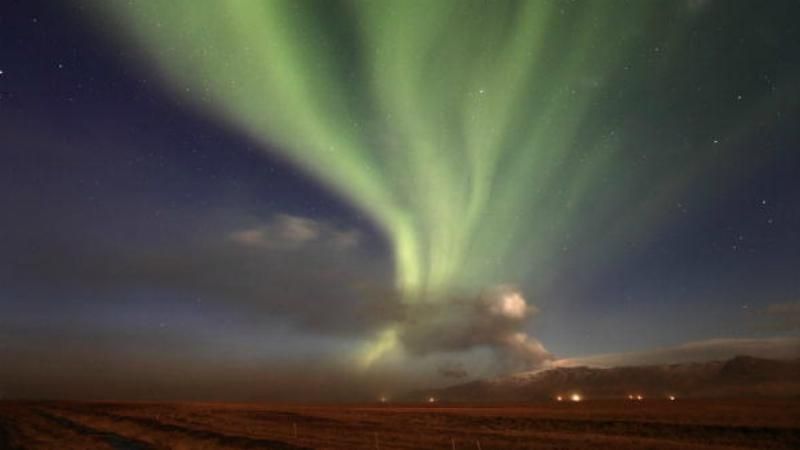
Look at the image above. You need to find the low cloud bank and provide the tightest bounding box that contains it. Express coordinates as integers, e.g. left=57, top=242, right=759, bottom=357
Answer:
left=555, top=336, right=800, bottom=368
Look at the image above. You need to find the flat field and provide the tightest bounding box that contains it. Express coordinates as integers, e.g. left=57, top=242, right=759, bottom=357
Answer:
left=1, top=399, right=798, bottom=449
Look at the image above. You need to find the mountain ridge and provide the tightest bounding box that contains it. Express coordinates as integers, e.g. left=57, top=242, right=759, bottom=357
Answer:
left=409, top=356, right=800, bottom=402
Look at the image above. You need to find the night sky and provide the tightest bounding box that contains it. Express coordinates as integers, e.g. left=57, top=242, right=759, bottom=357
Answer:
left=2, top=0, right=799, bottom=401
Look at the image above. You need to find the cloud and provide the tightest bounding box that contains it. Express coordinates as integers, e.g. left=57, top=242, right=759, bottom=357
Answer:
left=763, top=302, right=800, bottom=331
left=398, top=285, right=553, bottom=372
left=3, top=208, right=554, bottom=390
left=230, top=213, right=360, bottom=250
left=767, top=302, right=800, bottom=314
left=555, top=336, right=800, bottom=368
left=0, top=329, right=428, bottom=402
left=437, top=361, right=469, bottom=379
left=6, top=211, right=394, bottom=338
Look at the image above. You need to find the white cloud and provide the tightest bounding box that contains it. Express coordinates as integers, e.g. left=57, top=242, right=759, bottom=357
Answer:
left=228, top=228, right=266, bottom=247
left=275, top=214, right=320, bottom=243
left=554, top=336, right=800, bottom=368
left=229, top=213, right=360, bottom=251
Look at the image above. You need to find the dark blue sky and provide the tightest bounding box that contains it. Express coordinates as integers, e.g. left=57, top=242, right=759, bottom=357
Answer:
left=1, top=0, right=799, bottom=400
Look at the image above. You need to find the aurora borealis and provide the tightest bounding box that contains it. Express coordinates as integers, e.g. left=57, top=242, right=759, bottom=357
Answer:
left=88, top=1, right=682, bottom=297
left=1, top=0, right=800, bottom=400
left=85, top=1, right=799, bottom=363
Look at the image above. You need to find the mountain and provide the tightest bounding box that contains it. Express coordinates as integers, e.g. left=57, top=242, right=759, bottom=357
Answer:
left=411, top=356, right=800, bottom=402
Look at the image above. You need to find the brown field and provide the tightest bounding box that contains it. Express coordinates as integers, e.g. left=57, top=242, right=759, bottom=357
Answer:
left=1, top=399, right=799, bottom=449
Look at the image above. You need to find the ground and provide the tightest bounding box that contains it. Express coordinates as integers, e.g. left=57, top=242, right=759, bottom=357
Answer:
left=1, top=399, right=798, bottom=449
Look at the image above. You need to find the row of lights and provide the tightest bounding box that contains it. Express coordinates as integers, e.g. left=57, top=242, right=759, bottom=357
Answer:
left=377, top=396, right=436, bottom=404
left=627, top=394, right=677, bottom=401
left=555, top=394, right=678, bottom=402
left=382, top=396, right=440, bottom=403
left=380, top=394, right=677, bottom=404
left=555, top=393, right=583, bottom=402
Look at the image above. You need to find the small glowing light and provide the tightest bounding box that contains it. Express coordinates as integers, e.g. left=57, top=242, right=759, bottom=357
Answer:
left=668, top=395, right=676, bottom=401
left=570, top=393, right=582, bottom=402
left=627, top=395, right=634, bottom=400
left=379, top=396, right=388, bottom=403
left=556, top=396, right=563, bottom=402
left=636, top=395, right=643, bottom=401
left=428, top=396, right=436, bottom=403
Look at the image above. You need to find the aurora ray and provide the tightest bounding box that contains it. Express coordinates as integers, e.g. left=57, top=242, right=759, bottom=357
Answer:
left=85, top=1, right=780, bottom=363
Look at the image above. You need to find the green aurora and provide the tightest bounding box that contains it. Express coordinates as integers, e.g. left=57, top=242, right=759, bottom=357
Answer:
left=86, top=1, right=787, bottom=363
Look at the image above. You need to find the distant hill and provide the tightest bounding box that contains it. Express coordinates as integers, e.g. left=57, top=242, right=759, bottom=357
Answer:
left=410, top=356, right=800, bottom=402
